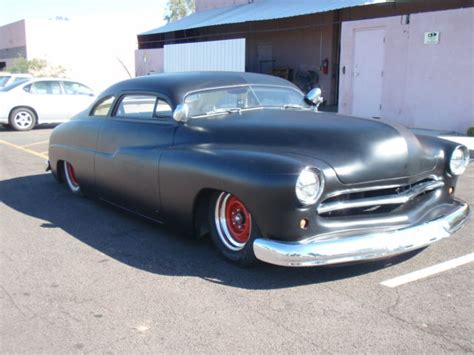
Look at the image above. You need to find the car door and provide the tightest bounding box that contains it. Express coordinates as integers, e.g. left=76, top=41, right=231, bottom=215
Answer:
left=94, top=93, right=177, bottom=215
left=61, top=81, right=96, bottom=119
left=24, top=80, right=65, bottom=122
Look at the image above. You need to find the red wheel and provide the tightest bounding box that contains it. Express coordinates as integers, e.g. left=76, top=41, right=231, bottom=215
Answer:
left=223, top=195, right=252, bottom=245
left=64, top=161, right=81, bottom=194
left=209, top=192, right=258, bottom=266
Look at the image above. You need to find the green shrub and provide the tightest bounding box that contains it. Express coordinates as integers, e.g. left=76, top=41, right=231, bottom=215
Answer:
left=467, top=126, right=474, bottom=137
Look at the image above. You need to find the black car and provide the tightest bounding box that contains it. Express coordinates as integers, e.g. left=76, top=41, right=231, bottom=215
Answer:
left=47, top=72, right=471, bottom=267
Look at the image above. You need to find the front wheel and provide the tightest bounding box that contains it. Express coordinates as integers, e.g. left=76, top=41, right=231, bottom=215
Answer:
left=209, top=192, right=259, bottom=266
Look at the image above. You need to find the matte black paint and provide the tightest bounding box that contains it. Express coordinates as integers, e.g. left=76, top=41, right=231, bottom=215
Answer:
left=49, top=72, right=461, bottom=242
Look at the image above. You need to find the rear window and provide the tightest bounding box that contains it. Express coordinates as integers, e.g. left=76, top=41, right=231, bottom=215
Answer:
left=63, top=81, right=93, bottom=96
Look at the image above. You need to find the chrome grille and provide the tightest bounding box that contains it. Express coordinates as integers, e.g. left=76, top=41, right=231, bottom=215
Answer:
left=318, top=179, right=444, bottom=217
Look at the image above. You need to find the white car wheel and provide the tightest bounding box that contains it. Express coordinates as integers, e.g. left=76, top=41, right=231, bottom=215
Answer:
left=10, top=108, right=36, bottom=131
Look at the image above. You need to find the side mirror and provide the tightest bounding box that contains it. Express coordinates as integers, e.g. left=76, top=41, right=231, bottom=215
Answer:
left=305, top=88, right=323, bottom=111
left=173, top=103, right=189, bottom=123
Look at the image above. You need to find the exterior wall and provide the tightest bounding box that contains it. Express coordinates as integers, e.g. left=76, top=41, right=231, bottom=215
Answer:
left=245, top=12, right=337, bottom=103
left=2, top=16, right=161, bottom=91
left=0, top=20, right=27, bottom=68
left=23, top=17, right=140, bottom=92
left=135, top=48, right=164, bottom=76
left=164, top=38, right=245, bottom=72
left=196, top=0, right=249, bottom=12
left=339, top=8, right=474, bottom=134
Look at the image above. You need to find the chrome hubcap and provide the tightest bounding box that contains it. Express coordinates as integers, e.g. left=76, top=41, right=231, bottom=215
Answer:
left=215, top=192, right=252, bottom=251
left=14, top=111, right=33, bottom=128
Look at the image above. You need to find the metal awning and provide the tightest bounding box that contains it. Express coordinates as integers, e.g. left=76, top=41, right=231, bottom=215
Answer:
left=141, top=0, right=391, bottom=36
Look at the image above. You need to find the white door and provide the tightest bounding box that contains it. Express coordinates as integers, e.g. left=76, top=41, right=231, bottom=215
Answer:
left=352, top=29, right=385, bottom=118
left=26, top=80, right=65, bottom=122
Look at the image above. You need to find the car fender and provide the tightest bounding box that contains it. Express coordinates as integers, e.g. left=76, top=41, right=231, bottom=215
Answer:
left=159, top=145, right=326, bottom=238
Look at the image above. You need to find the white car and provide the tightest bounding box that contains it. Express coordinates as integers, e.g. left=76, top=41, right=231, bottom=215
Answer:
left=0, top=73, right=33, bottom=88
left=0, top=78, right=96, bottom=131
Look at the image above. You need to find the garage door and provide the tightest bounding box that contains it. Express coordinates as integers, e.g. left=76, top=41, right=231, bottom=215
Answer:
left=164, top=38, right=245, bottom=73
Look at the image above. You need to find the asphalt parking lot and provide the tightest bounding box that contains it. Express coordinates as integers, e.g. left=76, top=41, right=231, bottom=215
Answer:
left=1, top=126, right=473, bottom=353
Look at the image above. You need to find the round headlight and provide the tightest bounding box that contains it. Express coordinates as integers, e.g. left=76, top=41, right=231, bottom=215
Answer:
left=296, top=168, right=324, bottom=205
left=449, top=145, right=469, bottom=176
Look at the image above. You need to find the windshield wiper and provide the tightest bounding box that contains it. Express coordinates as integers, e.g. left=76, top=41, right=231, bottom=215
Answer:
left=282, top=104, right=304, bottom=110
left=207, top=107, right=242, bottom=115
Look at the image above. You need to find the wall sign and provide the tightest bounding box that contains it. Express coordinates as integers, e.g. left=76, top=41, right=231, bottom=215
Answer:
left=424, top=32, right=440, bottom=45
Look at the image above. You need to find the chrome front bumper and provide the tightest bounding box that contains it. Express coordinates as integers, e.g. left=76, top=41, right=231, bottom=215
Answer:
left=253, top=200, right=470, bottom=267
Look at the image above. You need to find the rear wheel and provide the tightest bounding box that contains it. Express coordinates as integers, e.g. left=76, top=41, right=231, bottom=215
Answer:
left=9, top=108, right=36, bottom=131
left=209, top=191, right=258, bottom=266
left=64, top=161, right=81, bottom=194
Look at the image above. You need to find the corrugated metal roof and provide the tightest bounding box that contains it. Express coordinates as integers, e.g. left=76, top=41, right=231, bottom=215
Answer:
left=141, top=0, right=391, bottom=36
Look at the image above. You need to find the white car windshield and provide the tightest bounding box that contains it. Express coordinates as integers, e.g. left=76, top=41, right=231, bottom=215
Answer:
left=184, top=85, right=311, bottom=118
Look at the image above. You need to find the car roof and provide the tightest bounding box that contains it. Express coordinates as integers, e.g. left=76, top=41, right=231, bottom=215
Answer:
left=16, top=77, right=93, bottom=88
left=100, top=71, right=301, bottom=107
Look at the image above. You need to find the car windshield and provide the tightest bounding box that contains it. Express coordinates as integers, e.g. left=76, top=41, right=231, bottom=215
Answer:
left=0, top=80, right=28, bottom=92
left=0, top=75, right=12, bottom=88
left=184, top=85, right=311, bottom=118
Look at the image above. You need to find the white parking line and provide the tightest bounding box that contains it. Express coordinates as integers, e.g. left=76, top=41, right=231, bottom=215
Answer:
left=381, top=253, right=474, bottom=288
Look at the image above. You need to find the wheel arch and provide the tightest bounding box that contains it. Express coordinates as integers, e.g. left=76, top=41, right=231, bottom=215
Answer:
left=192, top=188, right=218, bottom=239
left=159, top=147, right=305, bottom=238
left=9, top=106, right=39, bottom=124
left=56, top=160, right=65, bottom=182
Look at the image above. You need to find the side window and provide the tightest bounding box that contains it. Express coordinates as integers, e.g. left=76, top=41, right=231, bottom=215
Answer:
left=115, top=95, right=157, bottom=119
left=154, top=99, right=172, bottom=119
left=30, top=81, right=62, bottom=95
left=23, top=84, right=32, bottom=93
left=91, top=96, right=115, bottom=116
left=63, top=81, right=93, bottom=96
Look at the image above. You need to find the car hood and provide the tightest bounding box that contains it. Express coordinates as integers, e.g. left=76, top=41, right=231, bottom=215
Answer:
left=183, top=110, right=437, bottom=184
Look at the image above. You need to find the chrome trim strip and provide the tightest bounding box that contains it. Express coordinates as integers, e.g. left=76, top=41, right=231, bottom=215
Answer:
left=253, top=199, right=470, bottom=267
left=317, top=180, right=445, bottom=214
left=322, top=175, right=442, bottom=200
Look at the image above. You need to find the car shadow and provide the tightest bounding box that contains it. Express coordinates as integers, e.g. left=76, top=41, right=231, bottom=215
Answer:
left=0, top=173, right=422, bottom=290
left=0, top=123, right=59, bottom=131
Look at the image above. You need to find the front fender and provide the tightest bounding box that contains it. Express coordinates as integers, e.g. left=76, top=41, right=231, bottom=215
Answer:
left=159, top=145, right=328, bottom=239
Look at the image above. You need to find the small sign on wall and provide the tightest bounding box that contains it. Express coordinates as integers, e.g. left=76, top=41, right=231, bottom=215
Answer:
left=424, top=32, right=440, bottom=45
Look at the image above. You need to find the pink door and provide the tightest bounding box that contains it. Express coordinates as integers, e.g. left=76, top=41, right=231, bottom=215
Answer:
left=352, top=29, right=385, bottom=119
